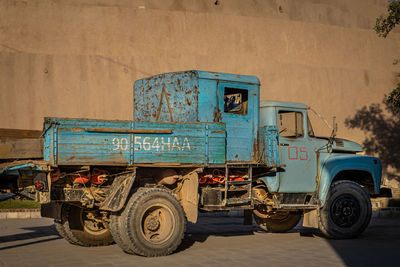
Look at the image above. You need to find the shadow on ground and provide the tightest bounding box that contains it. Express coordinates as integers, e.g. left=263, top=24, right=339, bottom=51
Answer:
left=0, top=224, right=61, bottom=251
left=177, top=216, right=400, bottom=267
left=326, top=217, right=400, bottom=267
left=1, top=215, right=399, bottom=266
left=177, top=216, right=262, bottom=253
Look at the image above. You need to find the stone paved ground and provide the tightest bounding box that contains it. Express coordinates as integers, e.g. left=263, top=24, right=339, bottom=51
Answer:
left=0, top=216, right=399, bottom=267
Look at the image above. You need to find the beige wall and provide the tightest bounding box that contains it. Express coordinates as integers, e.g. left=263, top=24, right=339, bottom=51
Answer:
left=0, top=0, right=399, bottom=144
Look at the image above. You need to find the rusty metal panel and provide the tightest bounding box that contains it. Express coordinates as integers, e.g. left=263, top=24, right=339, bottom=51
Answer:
left=134, top=71, right=199, bottom=122
left=260, top=126, right=280, bottom=166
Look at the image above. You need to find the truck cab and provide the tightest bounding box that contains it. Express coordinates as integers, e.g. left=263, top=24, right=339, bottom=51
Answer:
left=259, top=100, right=380, bottom=200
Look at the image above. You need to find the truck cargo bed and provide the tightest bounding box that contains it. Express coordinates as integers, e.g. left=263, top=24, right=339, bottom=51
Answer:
left=43, top=117, right=226, bottom=167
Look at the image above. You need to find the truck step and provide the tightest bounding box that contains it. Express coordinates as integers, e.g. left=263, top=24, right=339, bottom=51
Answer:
left=276, top=204, right=319, bottom=210
left=225, top=198, right=252, bottom=205
left=226, top=180, right=251, bottom=185
left=201, top=204, right=253, bottom=211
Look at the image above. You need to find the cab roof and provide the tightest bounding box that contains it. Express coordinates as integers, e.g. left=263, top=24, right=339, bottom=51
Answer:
left=260, top=100, right=309, bottom=110
left=195, top=70, right=260, bottom=85
left=138, top=70, right=260, bottom=86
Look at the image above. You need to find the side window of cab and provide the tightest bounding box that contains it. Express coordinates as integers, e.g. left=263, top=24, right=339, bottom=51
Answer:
left=223, top=88, right=248, bottom=115
left=278, top=111, right=304, bottom=138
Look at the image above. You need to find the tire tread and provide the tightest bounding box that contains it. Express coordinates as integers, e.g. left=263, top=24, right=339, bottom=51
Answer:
left=54, top=204, right=113, bottom=247
left=121, top=187, right=186, bottom=257
left=318, top=180, right=372, bottom=239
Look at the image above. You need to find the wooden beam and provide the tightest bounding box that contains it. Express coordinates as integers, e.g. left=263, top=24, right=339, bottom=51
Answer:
left=0, top=139, right=43, bottom=159
left=0, top=129, right=42, bottom=140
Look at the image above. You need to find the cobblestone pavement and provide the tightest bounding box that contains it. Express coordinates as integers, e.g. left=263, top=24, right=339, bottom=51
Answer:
left=0, top=216, right=399, bottom=267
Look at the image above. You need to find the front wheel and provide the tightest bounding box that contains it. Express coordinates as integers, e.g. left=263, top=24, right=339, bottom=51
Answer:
left=318, top=180, right=372, bottom=239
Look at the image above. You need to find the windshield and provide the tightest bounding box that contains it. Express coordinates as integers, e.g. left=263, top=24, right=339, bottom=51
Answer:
left=307, top=108, right=336, bottom=137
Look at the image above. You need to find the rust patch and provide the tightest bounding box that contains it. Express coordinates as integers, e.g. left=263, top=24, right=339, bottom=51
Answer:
left=213, top=107, right=221, bottom=122
left=253, top=132, right=260, bottom=162
left=59, top=128, right=86, bottom=132
left=133, top=163, right=204, bottom=168
left=85, top=128, right=173, bottom=134
left=133, top=129, right=173, bottom=134
left=66, top=156, right=76, bottom=161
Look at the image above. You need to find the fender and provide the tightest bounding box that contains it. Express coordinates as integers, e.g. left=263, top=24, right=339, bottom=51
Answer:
left=177, top=170, right=199, bottom=223
left=258, top=172, right=279, bottom=192
left=100, top=171, right=136, bottom=212
left=318, top=154, right=381, bottom=206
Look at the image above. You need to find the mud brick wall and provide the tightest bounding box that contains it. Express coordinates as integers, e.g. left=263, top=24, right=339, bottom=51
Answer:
left=1, top=0, right=399, bottom=144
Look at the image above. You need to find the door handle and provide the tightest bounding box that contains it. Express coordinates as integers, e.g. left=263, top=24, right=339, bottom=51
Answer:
left=280, top=143, right=289, bottom=146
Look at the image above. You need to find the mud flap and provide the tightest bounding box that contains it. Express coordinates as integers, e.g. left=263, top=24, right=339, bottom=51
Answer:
left=178, top=170, right=199, bottom=223
left=41, top=202, right=62, bottom=220
left=100, top=172, right=136, bottom=212
left=302, top=209, right=319, bottom=228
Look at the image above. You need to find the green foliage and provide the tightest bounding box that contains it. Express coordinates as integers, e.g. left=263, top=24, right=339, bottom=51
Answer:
left=374, top=1, right=400, bottom=113
left=374, top=0, right=400, bottom=38
left=0, top=198, right=40, bottom=209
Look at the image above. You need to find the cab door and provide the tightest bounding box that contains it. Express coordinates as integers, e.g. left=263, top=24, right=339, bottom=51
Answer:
left=218, top=82, right=258, bottom=162
left=277, top=109, right=317, bottom=192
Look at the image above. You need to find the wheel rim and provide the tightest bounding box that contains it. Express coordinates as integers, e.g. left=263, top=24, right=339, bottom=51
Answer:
left=253, top=205, right=291, bottom=222
left=140, top=204, right=175, bottom=244
left=330, top=194, right=361, bottom=228
left=80, top=210, right=108, bottom=236
left=269, top=212, right=291, bottom=222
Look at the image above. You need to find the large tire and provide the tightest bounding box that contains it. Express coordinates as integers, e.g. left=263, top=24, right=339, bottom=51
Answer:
left=55, top=205, right=114, bottom=247
left=109, top=213, right=135, bottom=253
left=110, top=188, right=146, bottom=254
left=120, top=188, right=186, bottom=257
left=253, top=206, right=301, bottom=233
left=54, top=205, right=81, bottom=245
left=55, top=219, right=80, bottom=245
left=318, top=180, right=372, bottom=239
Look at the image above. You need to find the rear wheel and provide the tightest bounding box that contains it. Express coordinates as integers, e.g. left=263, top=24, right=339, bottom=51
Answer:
left=110, top=213, right=135, bottom=253
left=120, top=188, right=186, bottom=257
left=253, top=206, right=301, bottom=233
left=55, top=205, right=113, bottom=247
left=318, top=180, right=372, bottom=239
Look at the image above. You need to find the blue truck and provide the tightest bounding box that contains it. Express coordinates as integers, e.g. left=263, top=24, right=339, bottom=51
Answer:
left=0, top=70, right=381, bottom=256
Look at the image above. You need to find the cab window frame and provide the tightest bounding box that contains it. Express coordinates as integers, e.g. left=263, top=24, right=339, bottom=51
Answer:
left=278, top=110, right=305, bottom=139
left=223, top=87, right=249, bottom=116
